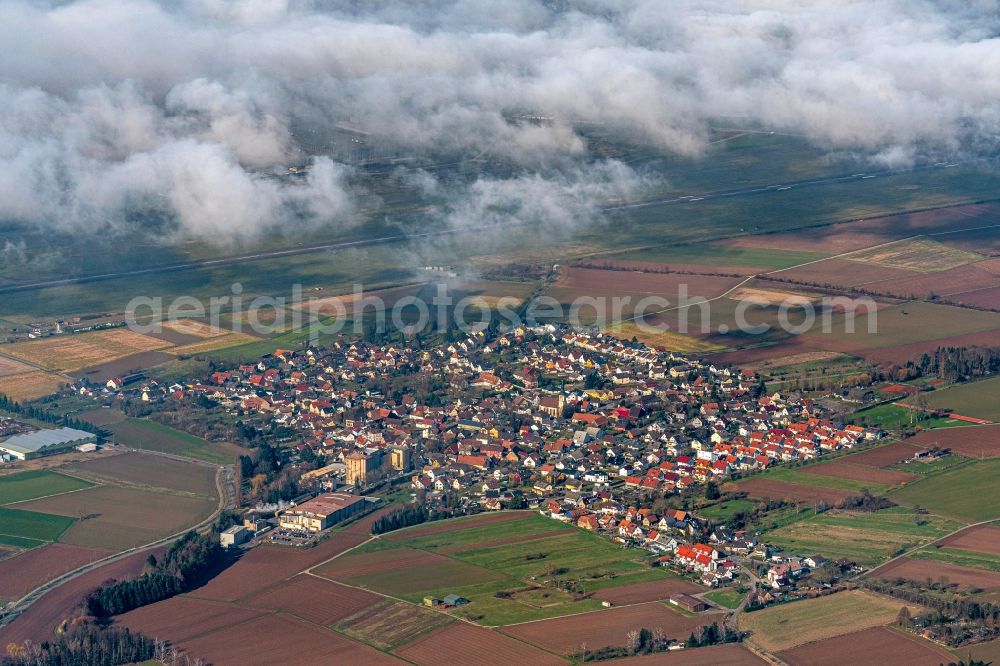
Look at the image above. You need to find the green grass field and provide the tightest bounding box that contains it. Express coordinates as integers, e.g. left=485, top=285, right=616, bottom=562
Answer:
left=920, top=376, right=1000, bottom=422
left=705, top=588, right=744, bottom=609
left=910, top=546, right=1000, bottom=573
left=0, top=470, right=93, bottom=504
left=331, top=512, right=676, bottom=626
left=850, top=403, right=967, bottom=431
left=696, top=499, right=757, bottom=522
left=0, top=506, right=75, bottom=544
left=764, top=507, right=962, bottom=566
left=105, top=418, right=234, bottom=464
left=616, top=242, right=829, bottom=270
left=888, top=459, right=1000, bottom=522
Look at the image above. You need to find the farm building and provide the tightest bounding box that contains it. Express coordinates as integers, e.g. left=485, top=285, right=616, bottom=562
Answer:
left=278, top=493, right=370, bottom=532
left=0, top=427, right=97, bottom=461
left=670, top=593, right=708, bottom=613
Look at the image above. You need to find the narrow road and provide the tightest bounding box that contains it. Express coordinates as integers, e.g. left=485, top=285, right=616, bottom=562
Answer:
left=0, top=450, right=234, bottom=630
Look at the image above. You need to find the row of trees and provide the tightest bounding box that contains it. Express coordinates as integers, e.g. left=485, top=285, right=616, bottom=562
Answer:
left=1, top=621, right=154, bottom=666
left=371, top=505, right=450, bottom=534
left=85, top=532, right=224, bottom=617
left=0, top=393, right=98, bottom=434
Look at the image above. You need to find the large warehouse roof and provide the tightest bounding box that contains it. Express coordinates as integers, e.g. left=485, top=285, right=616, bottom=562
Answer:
left=0, top=427, right=95, bottom=456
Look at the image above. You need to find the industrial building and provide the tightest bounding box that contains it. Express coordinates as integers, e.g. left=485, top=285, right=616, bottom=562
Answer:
left=219, top=525, right=251, bottom=548
left=0, top=427, right=97, bottom=461
left=278, top=493, right=369, bottom=532
left=345, top=447, right=412, bottom=486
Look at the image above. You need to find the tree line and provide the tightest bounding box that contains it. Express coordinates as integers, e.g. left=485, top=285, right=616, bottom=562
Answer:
left=0, top=393, right=98, bottom=434
left=0, top=621, right=154, bottom=666
left=371, top=505, right=451, bottom=534
left=85, top=532, right=224, bottom=617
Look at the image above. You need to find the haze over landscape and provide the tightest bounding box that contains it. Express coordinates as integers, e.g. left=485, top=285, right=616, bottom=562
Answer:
left=3, top=2, right=1000, bottom=666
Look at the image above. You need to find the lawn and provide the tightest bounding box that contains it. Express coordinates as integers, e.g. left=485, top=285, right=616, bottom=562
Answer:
left=704, top=588, right=744, bottom=609
left=0, top=470, right=93, bottom=505
left=888, top=459, right=1000, bottom=522
left=764, top=507, right=962, bottom=566
left=920, top=375, right=1000, bottom=422
left=850, top=403, right=967, bottom=431
left=737, top=590, right=919, bottom=652
left=0, top=507, right=75, bottom=543
left=695, top=499, right=757, bottom=522
left=105, top=418, right=235, bottom=464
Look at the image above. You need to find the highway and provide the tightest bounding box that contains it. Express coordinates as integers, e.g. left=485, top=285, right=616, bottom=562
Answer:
left=0, top=162, right=961, bottom=296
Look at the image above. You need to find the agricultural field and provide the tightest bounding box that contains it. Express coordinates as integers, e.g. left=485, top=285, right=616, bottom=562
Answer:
left=603, top=321, right=725, bottom=353
left=117, top=596, right=267, bottom=643
left=917, top=376, right=1000, bottom=422
left=176, top=613, right=404, bottom=666
left=0, top=543, right=109, bottom=601
left=888, top=459, right=1000, bottom=522
left=871, top=557, right=1000, bottom=591
left=764, top=507, right=963, bottom=566
left=103, top=417, right=239, bottom=464
left=936, top=524, right=1000, bottom=555
left=910, top=546, right=1000, bottom=573
left=735, top=590, right=919, bottom=652
left=844, top=236, right=982, bottom=272
left=166, top=331, right=261, bottom=356
left=396, top=621, right=566, bottom=666
left=733, top=478, right=853, bottom=505
left=0, top=371, right=66, bottom=401
left=0, top=507, right=75, bottom=545
left=0, top=470, right=93, bottom=504
left=335, top=600, right=454, bottom=651
left=500, top=602, right=707, bottom=656
left=244, top=574, right=383, bottom=625
left=804, top=301, right=1000, bottom=356
left=15, top=484, right=218, bottom=551
left=614, top=241, right=830, bottom=272
left=799, top=461, right=916, bottom=487
left=0, top=356, right=33, bottom=377
left=1, top=328, right=171, bottom=372
left=901, top=424, right=1000, bottom=458
left=61, top=452, right=218, bottom=496
left=747, top=465, right=893, bottom=495
left=316, top=512, right=684, bottom=626
left=778, top=626, right=953, bottom=666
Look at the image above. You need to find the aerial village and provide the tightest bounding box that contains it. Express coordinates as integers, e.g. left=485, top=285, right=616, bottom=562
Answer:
left=85, top=323, right=883, bottom=598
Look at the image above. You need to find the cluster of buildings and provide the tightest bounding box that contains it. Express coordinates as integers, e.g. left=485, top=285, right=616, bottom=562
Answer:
left=0, top=423, right=98, bottom=462
left=131, top=324, right=880, bottom=503
left=88, top=323, right=882, bottom=583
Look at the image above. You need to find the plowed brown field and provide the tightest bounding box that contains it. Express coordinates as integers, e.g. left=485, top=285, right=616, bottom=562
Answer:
left=177, top=613, right=404, bottom=665
left=937, top=525, right=1000, bottom=555
left=116, top=596, right=265, bottom=642
left=396, top=621, right=566, bottom=666
left=735, top=478, right=853, bottom=505
left=592, top=577, right=702, bottom=606
left=0, top=543, right=110, bottom=600
left=502, top=602, right=706, bottom=655
left=779, top=626, right=952, bottom=666
left=872, top=557, right=1000, bottom=589
left=243, top=574, right=382, bottom=624
left=800, top=462, right=916, bottom=485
